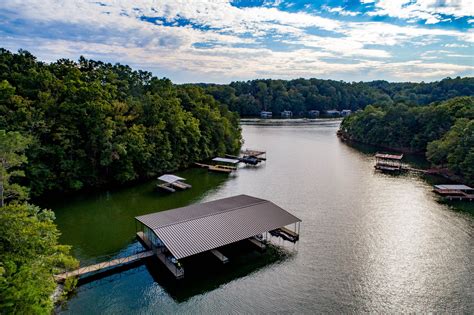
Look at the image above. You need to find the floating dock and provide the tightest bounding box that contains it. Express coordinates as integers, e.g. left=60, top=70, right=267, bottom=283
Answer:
left=374, top=152, right=404, bottom=172
left=195, top=162, right=233, bottom=173
left=135, top=194, right=301, bottom=279
left=157, top=174, right=191, bottom=192
left=55, top=195, right=301, bottom=282
left=433, top=184, right=474, bottom=201
left=194, top=158, right=239, bottom=174
left=241, top=148, right=266, bottom=161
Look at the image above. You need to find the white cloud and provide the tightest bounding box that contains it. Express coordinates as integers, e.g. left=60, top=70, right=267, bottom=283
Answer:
left=365, top=0, right=474, bottom=24
left=383, top=60, right=474, bottom=79
left=323, top=6, right=359, bottom=17
left=0, top=0, right=472, bottom=82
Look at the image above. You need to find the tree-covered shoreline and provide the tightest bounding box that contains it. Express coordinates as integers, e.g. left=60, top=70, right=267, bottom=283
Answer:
left=0, top=131, right=78, bottom=314
left=339, top=96, right=474, bottom=185
left=198, top=77, right=474, bottom=117
left=0, top=49, right=241, bottom=197
left=0, top=48, right=243, bottom=314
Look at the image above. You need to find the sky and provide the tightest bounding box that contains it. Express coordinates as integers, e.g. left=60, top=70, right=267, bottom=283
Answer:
left=0, top=0, right=473, bottom=83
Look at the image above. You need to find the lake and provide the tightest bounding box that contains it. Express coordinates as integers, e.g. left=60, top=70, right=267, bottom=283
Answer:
left=51, top=119, right=473, bottom=313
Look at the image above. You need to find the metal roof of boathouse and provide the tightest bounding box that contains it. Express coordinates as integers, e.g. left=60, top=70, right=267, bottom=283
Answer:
left=212, top=157, right=240, bottom=164
left=375, top=153, right=404, bottom=160
left=158, top=174, right=186, bottom=184
left=135, top=195, right=301, bottom=259
left=434, top=184, right=473, bottom=191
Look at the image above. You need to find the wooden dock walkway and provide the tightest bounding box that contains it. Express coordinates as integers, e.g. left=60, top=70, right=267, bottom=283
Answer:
left=194, top=162, right=233, bottom=173
left=54, top=250, right=154, bottom=282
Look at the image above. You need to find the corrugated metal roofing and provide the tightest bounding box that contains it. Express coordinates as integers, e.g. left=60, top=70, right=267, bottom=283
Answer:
left=212, top=157, right=240, bottom=164
left=434, top=184, right=473, bottom=190
left=135, top=195, right=301, bottom=259
left=158, top=174, right=185, bottom=184
left=375, top=153, right=404, bottom=160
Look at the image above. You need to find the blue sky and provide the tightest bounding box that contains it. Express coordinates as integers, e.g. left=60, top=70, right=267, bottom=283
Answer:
left=1, top=0, right=473, bottom=83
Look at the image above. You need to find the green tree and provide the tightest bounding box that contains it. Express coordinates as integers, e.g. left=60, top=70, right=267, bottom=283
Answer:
left=340, top=96, right=474, bottom=185
left=0, top=130, right=31, bottom=207
left=0, top=203, right=78, bottom=314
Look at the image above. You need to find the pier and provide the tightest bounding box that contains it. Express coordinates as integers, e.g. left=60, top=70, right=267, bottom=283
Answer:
left=433, top=184, right=474, bottom=201
left=194, top=157, right=240, bottom=173
left=135, top=194, right=301, bottom=279
left=157, top=174, right=192, bottom=193
left=241, top=148, right=266, bottom=161
left=54, top=250, right=154, bottom=282
left=374, top=152, right=403, bottom=172
left=194, top=162, right=233, bottom=173
left=55, top=195, right=301, bottom=282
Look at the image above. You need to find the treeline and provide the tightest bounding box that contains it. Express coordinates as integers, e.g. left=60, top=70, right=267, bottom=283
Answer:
left=0, top=131, right=78, bottom=313
left=0, top=49, right=241, bottom=197
left=339, top=96, right=474, bottom=185
left=198, top=77, right=474, bottom=116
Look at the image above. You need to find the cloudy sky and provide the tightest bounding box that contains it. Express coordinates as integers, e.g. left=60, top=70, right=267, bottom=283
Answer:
left=1, top=0, right=473, bottom=83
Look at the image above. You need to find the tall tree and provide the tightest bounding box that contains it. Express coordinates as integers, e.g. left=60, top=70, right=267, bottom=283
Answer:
left=0, top=130, right=31, bottom=207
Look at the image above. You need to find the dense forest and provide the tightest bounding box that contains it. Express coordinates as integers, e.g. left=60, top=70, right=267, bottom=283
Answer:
left=0, top=130, right=78, bottom=313
left=0, top=48, right=243, bottom=313
left=339, top=96, right=474, bottom=185
left=199, top=77, right=474, bottom=116
left=0, top=49, right=241, bottom=197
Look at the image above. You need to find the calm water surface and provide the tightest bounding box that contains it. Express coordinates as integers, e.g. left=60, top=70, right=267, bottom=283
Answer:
left=51, top=120, right=473, bottom=313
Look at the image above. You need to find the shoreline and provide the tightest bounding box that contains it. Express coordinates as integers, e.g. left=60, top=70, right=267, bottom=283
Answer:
left=337, top=130, right=469, bottom=185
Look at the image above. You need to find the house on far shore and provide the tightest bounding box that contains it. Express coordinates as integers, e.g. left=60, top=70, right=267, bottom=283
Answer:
left=260, top=111, right=272, bottom=118
left=325, top=109, right=340, bottom=117
left=308, top=110, right=320, bottom=118
left=281, top=110, right=293, bottom=118
left=341, top=109, right=352, bottom=117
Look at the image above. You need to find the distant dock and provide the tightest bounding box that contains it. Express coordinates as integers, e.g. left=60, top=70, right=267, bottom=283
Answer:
left=433, top=184, right=474, bottom=201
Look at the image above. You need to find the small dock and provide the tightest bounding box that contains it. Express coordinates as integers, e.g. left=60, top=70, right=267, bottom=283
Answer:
left=241, top=148, right=266, bottom=161
left=194, top=161, right=236, bottom=173
left=157, top=174, right=192, bottom=193
left=374, top=152, right=403, bottom=172
left=433, top=184, right=474, bottom=201
left=195, top=162, right=233, bottom=173
left=54, top=250, right=154, bottom=282
left=135, top=195, right=301, bottom=279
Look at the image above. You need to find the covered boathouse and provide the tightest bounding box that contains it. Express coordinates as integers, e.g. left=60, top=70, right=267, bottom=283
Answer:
left=374, top=152, right=404, bottom=172
left=135, top=195, right=301, bottom=279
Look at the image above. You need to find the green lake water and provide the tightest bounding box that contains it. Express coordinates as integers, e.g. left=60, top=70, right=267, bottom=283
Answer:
left=49, top=119, right=473, bottom=313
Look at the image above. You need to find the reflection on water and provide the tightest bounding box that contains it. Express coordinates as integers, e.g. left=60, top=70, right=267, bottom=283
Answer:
left=73, top=242, right=292, bottom=304
left=146, top=243, right=293, bottom=303
left=52, top=120, right=473, bottom=313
